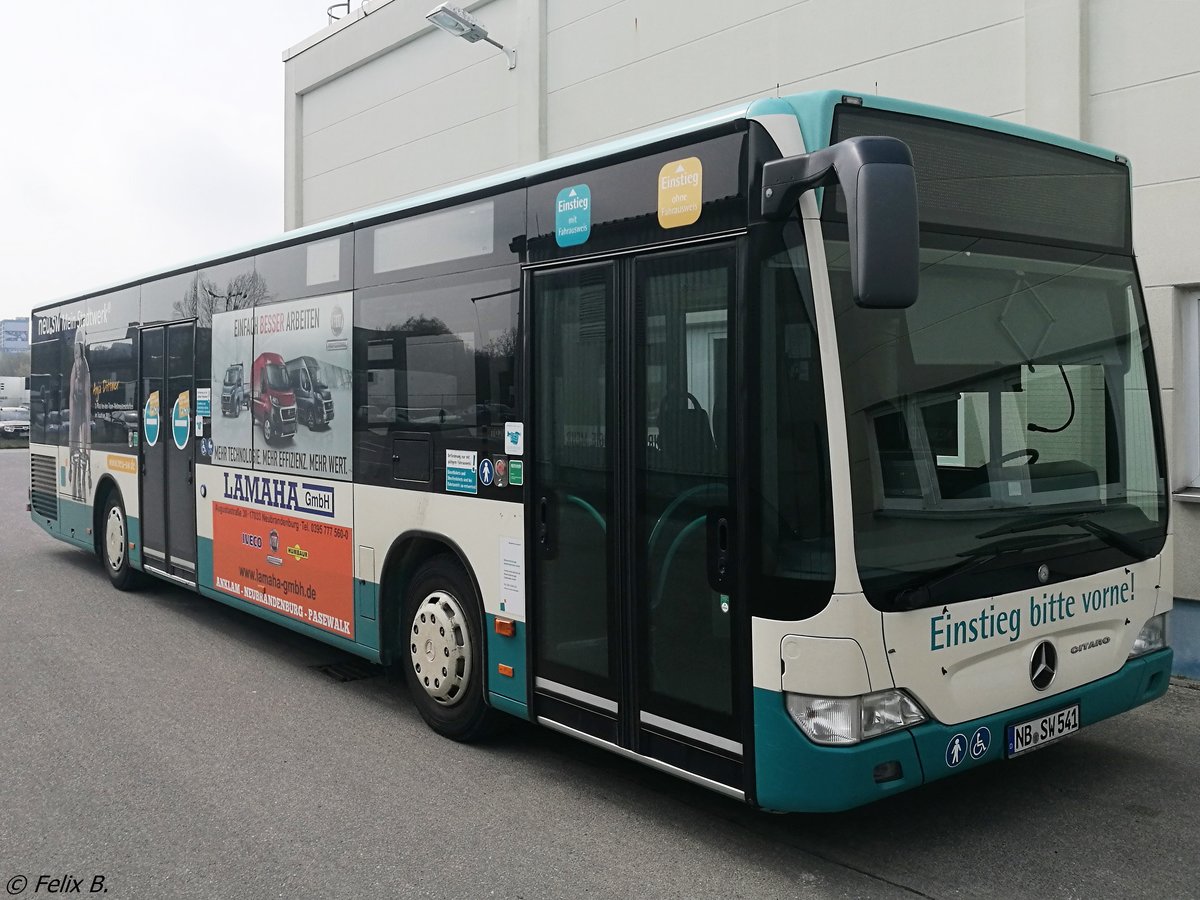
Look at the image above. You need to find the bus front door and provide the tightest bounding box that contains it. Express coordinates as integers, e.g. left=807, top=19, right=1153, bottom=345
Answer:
left=530, top=243, right=742, bottom=791
left=139, top=322, right=197, bottom=585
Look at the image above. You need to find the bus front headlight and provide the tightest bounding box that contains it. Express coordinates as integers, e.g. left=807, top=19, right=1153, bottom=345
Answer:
left=785, top=689, right=927, bottom=746
left=1128, top=613, right=1168, bottom=658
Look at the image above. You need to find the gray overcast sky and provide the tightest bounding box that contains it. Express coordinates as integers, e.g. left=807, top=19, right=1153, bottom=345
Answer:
left=0, top=2, right=333, bottom=321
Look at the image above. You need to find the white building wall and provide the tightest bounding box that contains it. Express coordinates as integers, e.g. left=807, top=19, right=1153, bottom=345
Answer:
left=283, top=0, right=1200, bottom=611
left=285, top=0, right=1032, bottom=226
left=286, top=0, right=526, bottom=224
left=1083, top=0, right=1200, bottom=607
left=543, top=1, right=1024, bottom=155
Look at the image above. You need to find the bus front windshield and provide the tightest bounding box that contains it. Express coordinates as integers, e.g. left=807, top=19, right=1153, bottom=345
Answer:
left=827, top=235, right=1167, bottom=611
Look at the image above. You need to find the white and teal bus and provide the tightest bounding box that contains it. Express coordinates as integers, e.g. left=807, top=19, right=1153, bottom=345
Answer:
left=29, top=90, right=1171, bottom=812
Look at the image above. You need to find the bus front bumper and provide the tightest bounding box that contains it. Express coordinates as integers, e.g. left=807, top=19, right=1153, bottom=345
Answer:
left=753, top=648, right=1173, bottom=813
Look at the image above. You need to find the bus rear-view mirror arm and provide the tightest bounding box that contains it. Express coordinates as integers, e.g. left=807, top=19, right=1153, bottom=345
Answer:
left=760, top=135, right=919, bottom=309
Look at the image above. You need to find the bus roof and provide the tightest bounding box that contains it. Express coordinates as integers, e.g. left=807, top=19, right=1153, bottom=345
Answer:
left=34, top=89, right=1126, bottom=314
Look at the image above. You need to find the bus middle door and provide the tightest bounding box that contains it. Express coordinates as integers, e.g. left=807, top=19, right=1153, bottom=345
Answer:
left=139, top=322, right=197, bottom=585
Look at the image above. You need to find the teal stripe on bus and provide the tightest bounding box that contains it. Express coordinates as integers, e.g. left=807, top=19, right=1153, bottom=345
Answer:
left=757, top=89, right=1126, bottom=160
left=486, top=614, right=529, bottom=718
left=745, top=91, right=1129, bottom=215
left=909, top=648, right=1172, bottom=784
left=55, top=497, right=95, bottom=551
left=127, top=515, right=142, bottom=570
left=196, top=536, right=381, bottom=663
left=353, top=579, right=380, bottom=653
left=753, top=648, right=1172, bottom=812
left=40, top=495, right=142, bottom=570
left=753, top=687, right=923, bottom=813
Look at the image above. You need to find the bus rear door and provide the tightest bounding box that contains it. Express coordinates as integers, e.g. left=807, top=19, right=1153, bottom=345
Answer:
left=139, top=322, right=197, bottom=584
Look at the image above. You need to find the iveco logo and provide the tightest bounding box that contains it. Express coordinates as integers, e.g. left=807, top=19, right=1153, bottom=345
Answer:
left=1030, top=640, right=1057, bottom=691
left=1037, top=564, right=1050, bottom=584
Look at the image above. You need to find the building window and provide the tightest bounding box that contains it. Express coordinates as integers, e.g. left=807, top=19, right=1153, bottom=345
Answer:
left=1180, top=292, right=1200, bottom=490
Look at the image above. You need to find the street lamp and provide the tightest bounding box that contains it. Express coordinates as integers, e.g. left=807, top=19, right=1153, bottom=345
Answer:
left=425, top=3, right=517, bottom=69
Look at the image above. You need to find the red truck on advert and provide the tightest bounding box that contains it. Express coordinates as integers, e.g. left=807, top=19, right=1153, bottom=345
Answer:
left=252, top=351, right=298, bottom=443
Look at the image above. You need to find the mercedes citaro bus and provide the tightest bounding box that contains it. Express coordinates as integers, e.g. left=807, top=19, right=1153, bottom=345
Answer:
left=29, top=90, right=1171, bottom=811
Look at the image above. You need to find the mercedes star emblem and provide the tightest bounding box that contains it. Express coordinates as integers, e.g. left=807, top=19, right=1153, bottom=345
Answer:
left=1030, top=640, right=1057, bottom=691
left=1037, top=564, right=1050, bottom=584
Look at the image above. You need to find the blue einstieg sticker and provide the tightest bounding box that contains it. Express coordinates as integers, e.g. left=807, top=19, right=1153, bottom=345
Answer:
left=555, top=184, right=591, bottom=247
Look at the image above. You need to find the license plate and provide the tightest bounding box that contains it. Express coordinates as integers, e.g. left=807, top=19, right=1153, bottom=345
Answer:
left=1006, top=704, right=1080, bottom=757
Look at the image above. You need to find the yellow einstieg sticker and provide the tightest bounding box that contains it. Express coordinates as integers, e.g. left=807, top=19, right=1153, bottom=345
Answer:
left=106, top=454, right=137, bottom=474
left=657, top=157, right=702, bottom=228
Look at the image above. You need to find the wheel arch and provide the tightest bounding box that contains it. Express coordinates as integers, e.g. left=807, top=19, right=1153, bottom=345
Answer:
left=91, top=474, right=122, bottom=559
left=377, top=530, right=485, bottom=667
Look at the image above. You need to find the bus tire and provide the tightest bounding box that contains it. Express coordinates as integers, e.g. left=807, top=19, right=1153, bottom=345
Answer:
left=401, top=554, right=500, bottom=742
left=101, top=491, right=140, bottom=591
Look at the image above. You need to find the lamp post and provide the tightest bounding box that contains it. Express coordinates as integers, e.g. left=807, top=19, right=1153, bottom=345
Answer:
left=425, top=3, right=517, bottom=70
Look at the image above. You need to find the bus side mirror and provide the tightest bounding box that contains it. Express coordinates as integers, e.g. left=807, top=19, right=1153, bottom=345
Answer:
left=761, top=135, right=919, bottom=309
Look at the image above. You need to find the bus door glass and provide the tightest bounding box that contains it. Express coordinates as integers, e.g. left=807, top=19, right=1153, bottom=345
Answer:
left=139, top=321, right=197, bottom=583
left=531, top=244, right=740, bottom=782
left=634, top=245, right=739, bottom=763
left=531, top=263, right=618, bottom=739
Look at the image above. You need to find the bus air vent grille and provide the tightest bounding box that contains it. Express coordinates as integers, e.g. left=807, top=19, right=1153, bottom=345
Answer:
left=30, top=453, right=58, bottom=520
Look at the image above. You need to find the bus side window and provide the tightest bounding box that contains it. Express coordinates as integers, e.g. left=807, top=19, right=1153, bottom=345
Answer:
left=30, top=338, right=57, bottom=445
left=84, top=334, right=138, bottom=451
left=353, top=265, right=520, bottom=487
left=749, top=224, right=836, bottom=618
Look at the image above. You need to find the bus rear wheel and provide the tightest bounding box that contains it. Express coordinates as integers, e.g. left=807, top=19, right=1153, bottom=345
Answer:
left=102, top=491, right=140, bottom=591
left=401, top=555, right=500, bottom=742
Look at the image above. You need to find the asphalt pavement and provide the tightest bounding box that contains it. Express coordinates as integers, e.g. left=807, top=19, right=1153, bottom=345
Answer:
left=1, top=448, right=1197, bottom=899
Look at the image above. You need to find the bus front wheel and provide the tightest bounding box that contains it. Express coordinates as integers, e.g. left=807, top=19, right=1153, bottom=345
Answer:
left=401, top=555, right=500, bottom=742
left=102, top=491, right=140, bottom=591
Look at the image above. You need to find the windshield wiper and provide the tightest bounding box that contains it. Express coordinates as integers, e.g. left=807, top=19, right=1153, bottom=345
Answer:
left=892, top=533, right=1076, bottom=611
left=977, top=512, right=1145, bottom=559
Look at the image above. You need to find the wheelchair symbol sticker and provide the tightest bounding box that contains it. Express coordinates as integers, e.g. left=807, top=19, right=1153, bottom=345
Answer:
left=970, top=726, right=991, bottom=760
